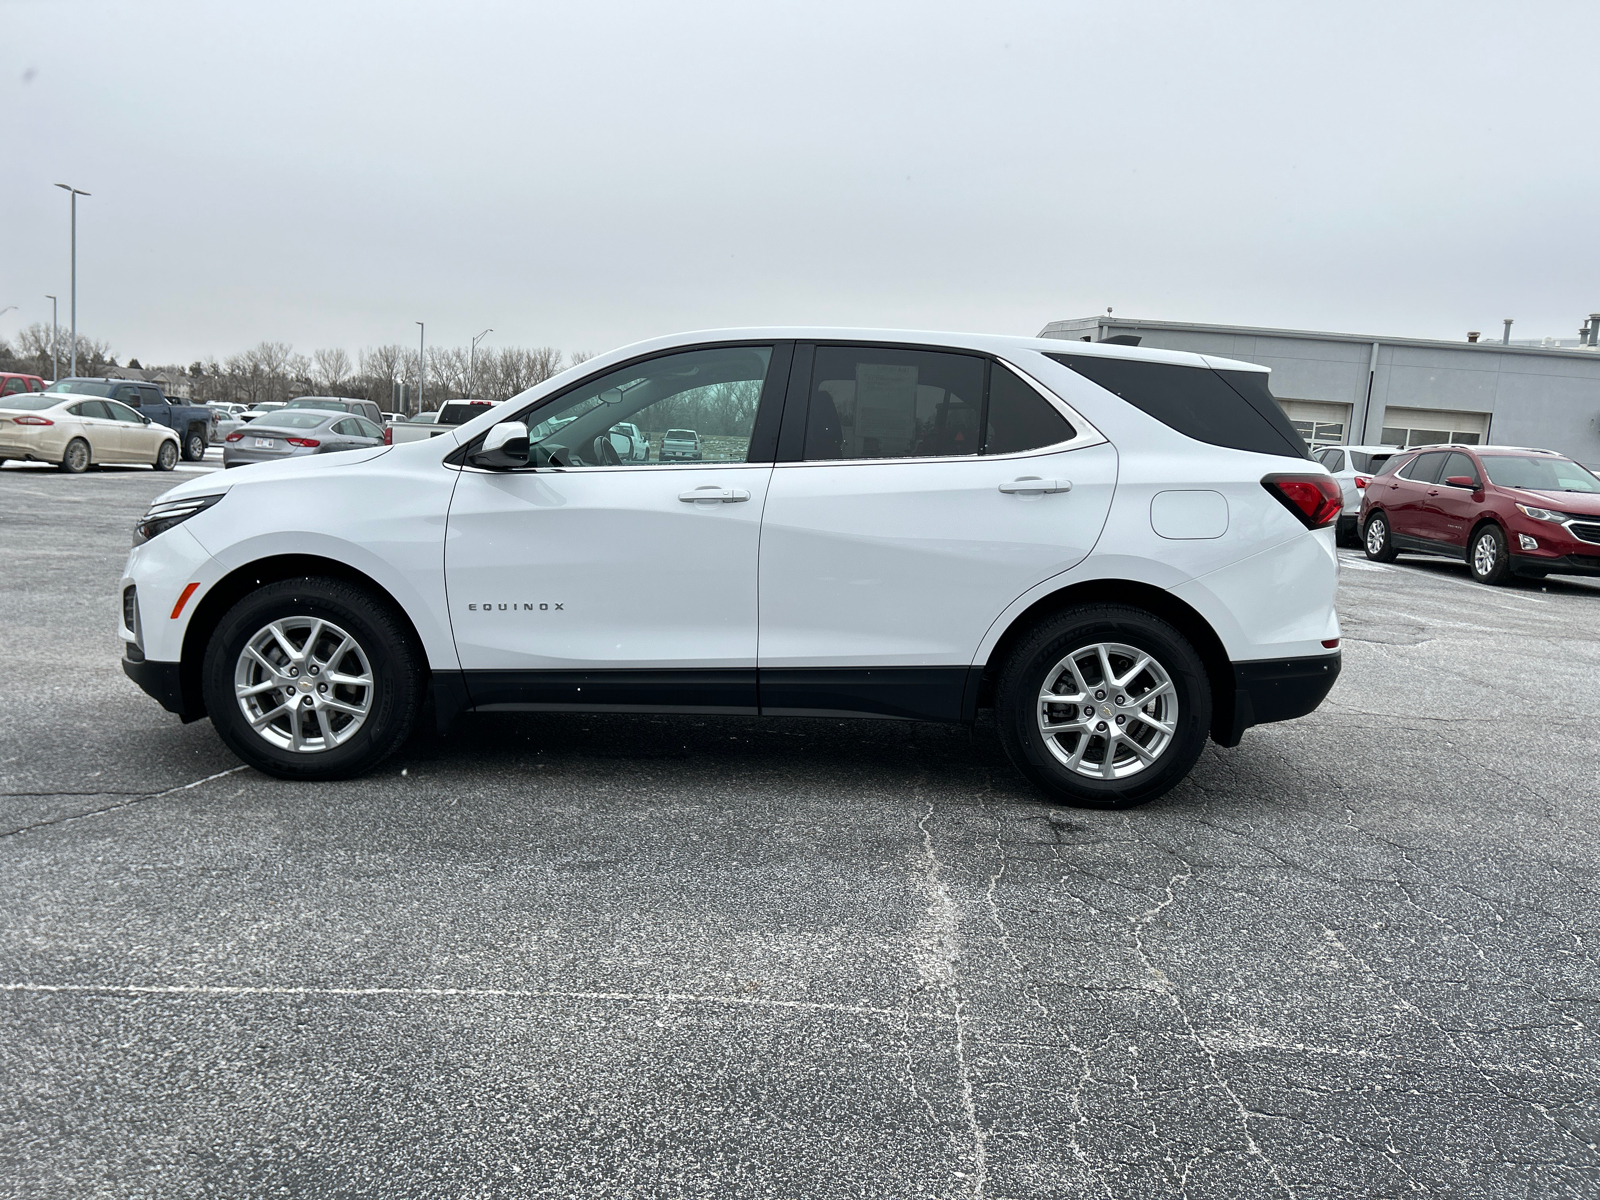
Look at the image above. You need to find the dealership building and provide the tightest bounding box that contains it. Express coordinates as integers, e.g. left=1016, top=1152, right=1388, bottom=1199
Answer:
left=1039, top=315, right=1600, bottom=465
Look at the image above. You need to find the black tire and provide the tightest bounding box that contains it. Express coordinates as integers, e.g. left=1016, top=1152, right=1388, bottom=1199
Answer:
left=153, top=440, right=179, bottom=471
left=59, top=438, right=91, bottom=474
left=996, top=605, right=1212, bottom=809
left=183, top=429, right=208, bottom=462
left=201, top=576, right=423, bottom=780
left=1362, top=511, right=1398, bottom=562
left=1468, top=524, right=1512, bottom=586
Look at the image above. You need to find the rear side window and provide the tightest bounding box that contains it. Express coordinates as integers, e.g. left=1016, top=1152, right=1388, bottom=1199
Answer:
left=1047, top=354, right=1309, bottom=459
left=1399, top=451, right=1447, bottom=483
left=985, top=364, right=1075, bottom=455
left=805, top=346, right=985, bottom=460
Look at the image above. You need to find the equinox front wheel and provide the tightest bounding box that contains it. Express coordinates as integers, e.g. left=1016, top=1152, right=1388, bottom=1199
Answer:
left=202, top=577, right=423, bottom=779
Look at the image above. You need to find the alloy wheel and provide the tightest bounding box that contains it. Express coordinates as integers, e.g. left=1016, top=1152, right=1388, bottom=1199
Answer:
left=1036, top=641, right=1179, bottom=779
left=233, top=616, right=374, bottom=753
left=1366, top=518, right=1387, bottom=555
left=1472, top=531, right=1499, bottom=577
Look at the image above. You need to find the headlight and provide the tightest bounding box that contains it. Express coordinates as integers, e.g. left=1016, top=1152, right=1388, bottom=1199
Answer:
left=134, top=493, right=225, bottom=546
left=1515, top=503, right=1567, bottom=523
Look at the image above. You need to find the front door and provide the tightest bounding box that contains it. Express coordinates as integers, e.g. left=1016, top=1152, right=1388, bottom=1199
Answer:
left=445, top=342, right=786, bottom=713
left=757, top=344, right=1116, bottom=720
left=1382, top=450, right=1447, bottom=545
left=105, top=399, right=158, bottom=462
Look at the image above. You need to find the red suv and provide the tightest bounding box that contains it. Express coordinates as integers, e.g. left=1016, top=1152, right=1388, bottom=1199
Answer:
left=1360, top=445, right=1600, bottom=584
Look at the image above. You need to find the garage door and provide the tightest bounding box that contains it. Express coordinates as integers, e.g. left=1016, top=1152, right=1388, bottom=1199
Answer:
left=1277, top=400, right=1352, bottom=449
left=1378, top=406, right=1491, bottom=449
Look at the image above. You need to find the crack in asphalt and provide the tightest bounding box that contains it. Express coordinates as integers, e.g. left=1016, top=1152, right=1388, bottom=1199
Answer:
left=0, top=766, right=250, bottom=839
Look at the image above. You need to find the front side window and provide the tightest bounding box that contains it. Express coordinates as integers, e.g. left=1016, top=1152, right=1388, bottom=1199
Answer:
left=805, top=346, right=985, bottom=461
left=1439, top=452, right=1479, bottom=485
left=114, top=385, right=141, bottom=405
left=516, top=345, right=773, bottom=467
left=1481, top=455, right=1600, bottom=494
left=106, top=400, right=146, bottom=424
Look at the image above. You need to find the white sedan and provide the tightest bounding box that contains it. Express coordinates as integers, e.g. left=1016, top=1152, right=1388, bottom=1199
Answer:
left=0, top=392, right=182, bottom=472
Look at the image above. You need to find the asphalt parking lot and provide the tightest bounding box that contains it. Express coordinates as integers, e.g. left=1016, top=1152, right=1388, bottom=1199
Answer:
left=2, top=458, right=1598, bottom=1199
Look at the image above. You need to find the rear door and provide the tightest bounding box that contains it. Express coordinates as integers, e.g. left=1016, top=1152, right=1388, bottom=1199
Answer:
left=1423, top=451, right=1485, bottom=548
left=1381, top=451, right=1446, bottom=544
left=756, top=343, right=1115, bottom=720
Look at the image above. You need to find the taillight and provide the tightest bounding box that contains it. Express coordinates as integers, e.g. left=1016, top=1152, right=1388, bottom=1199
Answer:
left=1262, top=473, right=1342, bottom=529
left=1354, top=475, right=1372, bottom=490
left=383, top=426, right=392, bottom=445
left=13, top=415, right=54, bottom=426
left=225, top=432, right=244, bottom=442
left=286, top=437, right=320, bottom=448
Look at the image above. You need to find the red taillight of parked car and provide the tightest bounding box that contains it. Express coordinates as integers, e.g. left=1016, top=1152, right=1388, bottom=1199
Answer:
left=286, top=437, right=320, bottom=448
left=1354, top=475, right=1372, bottom=490
left=1261, top=474, right=1343, bottom=530
left=225, top=432, right=245, bottom=442
left=383, top=426, right=392, bottom=446
left=12, top=415, right=54, bottom=426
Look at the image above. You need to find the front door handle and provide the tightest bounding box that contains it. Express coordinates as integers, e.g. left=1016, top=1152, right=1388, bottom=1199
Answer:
left=999, top=477, right=1072, bottom=495
left=679, top=487, right=750, bottom=504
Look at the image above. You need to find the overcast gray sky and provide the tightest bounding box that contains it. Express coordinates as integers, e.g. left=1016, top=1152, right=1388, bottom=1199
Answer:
left=4, top=0, right=1598, bottom=365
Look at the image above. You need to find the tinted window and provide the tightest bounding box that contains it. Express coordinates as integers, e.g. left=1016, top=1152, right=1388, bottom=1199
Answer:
left=106, top=401, right=145, bottom=424
left=139, top=386, right=166, bottom=406
left=1480, top=455, right=1600, bottom=494
left=1047, top=355, right=1309, bottom=459
left=70, top=400, right=113, bottom=419
left=1439, top=452, right=1479, bottom=485
left=516, top=345, right=773, bottom=467
left=1348, top=451, right=1390, bottom=473
left=805, top=346, right=984, bottom=460
left=1319, top=449, right=1345, bottom=471
left=1399, top=451, right=1448, bottom=483
left=985, top=364, right=1075, bottom=455
left=439, top=401, right=497, bottom=426
left=114, top=385, right=141, bottom=404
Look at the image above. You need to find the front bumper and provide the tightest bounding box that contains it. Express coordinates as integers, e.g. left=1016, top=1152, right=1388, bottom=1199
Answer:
left=122, top=655, right=194, bottom=719
left=1217, top=652, right=1341, bottom=746
left=1510, top=552, right=1600, bottom=578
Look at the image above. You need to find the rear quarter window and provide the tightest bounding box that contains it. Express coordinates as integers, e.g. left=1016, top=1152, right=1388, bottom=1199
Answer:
left=1045, top=354, right=1309, bottom=459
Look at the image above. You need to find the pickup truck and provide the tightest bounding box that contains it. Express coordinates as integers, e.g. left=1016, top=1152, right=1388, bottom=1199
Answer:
left=389, top=398, right=503, bottom=444
left=44, top=377, right=213, bottom=461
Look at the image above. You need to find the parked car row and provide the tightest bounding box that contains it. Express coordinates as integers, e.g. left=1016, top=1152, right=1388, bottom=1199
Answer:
left=1359, top=444, right=1600, bottom=584
left=0, top=391, right=181, bottom=471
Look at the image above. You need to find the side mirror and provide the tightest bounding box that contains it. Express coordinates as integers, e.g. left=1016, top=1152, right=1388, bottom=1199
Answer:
left=469, top=421, right=530, bottom=470
left=143, top=416, right=152, bottom=425
left=1444, top=475, right=1478, bottom=489
left=600, top=387, right=625, bottom=405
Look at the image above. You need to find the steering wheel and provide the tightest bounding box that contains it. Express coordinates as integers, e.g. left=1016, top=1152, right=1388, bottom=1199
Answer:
left=592, top=435, right=622, bottom=466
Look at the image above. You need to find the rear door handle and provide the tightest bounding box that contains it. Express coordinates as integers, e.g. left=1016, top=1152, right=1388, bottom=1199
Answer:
left=999, top=477, right=1072, bottom=495
left=679, top=487, right=750, bottom=503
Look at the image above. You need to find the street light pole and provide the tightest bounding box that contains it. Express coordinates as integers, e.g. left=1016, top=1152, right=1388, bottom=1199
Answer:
left=45, top=295, right=58, bottom=381
left=469, top=327, right=493, bottom=398
left=415, top=321, right=425, bottom=415
left=54, top=184, right=90, bottom=377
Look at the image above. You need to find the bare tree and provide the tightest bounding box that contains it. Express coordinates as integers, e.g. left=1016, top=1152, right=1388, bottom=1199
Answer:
left=312, top=347, right=353, bottom=393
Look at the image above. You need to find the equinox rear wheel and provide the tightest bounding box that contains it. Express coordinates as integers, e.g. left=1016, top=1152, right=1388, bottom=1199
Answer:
left=1363, top=512, right=1398, bottom=562
left=997, top=605, right=1210, bottom=808
left=202, top=577, right=422, bottom=779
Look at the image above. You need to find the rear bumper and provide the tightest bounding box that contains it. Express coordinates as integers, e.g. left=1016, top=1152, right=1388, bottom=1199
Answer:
left=1216, top=653, right=1341, bottom=746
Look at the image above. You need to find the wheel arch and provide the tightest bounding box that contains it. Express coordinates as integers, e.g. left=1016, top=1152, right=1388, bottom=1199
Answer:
left=978, top=578, right=1238, bottom=746
left=176, top=554, right=428, bottom=721
left=1467, top=514, right=1506, bottom=549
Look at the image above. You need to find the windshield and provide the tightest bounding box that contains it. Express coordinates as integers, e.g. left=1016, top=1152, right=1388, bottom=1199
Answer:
left=45, top=380, right=116, bottom=397
left=0, top=394, right=63, bottom=412
left=284, top=398, right=347, bottom=412
left=1481, top=455, right=1600, bottom=493
left=255, top=412, right=333, bottom=430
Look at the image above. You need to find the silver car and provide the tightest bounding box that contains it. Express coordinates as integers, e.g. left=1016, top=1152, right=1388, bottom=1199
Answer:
left=223, top=410, right=386, bottom=469
left=1313, top=444, right=1400, bottom=544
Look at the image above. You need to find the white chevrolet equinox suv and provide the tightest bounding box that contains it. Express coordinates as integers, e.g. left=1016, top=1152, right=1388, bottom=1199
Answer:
left=120, top=330, right=1342, bottom=807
